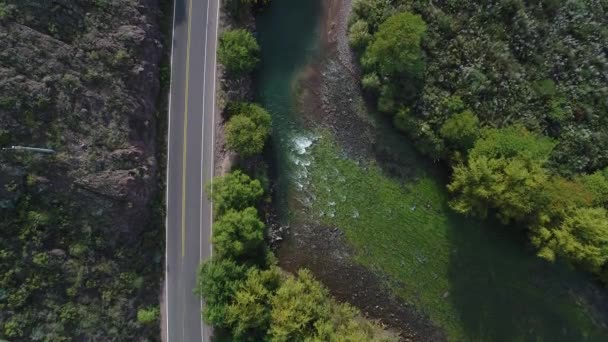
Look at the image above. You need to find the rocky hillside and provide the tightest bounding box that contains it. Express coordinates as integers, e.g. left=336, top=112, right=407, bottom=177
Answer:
left=0, top=0, right=164, bottom=339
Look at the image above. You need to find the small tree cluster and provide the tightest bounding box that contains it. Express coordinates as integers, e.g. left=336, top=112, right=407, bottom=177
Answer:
left=199, top=171, right=396, bottom=340
left=218, top=29, right=260, bottom=75
left=225, top=102, right=272, bottom=157
left=447, top=125, right=608, bottom=281
left=206, top=170, right=264, bottom=216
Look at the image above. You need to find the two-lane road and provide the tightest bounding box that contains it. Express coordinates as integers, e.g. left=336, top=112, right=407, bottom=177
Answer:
left=165, top=0, right=219, bottom=341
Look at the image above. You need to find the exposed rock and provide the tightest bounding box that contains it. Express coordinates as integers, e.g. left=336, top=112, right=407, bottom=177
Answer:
left=0, top=0, right=163, bottom=339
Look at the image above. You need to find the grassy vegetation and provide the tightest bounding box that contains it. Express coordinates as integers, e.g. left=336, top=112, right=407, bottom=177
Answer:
left=308, top=134, right=607, bottom=341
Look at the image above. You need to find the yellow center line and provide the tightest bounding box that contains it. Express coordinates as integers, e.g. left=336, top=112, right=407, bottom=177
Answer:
left=181, top=0, right=194, bottom=258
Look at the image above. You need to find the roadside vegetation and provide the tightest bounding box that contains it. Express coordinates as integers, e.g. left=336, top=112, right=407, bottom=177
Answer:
left=225, top=102, right=272, bottom=157
left=349, top=0, right=608, bottom=284
left=218, top=29, right=260, bottom=75
left=199, top=169, right=397, bottom=341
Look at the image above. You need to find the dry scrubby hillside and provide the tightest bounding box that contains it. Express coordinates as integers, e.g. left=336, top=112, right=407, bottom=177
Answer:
left=0, top=0, right=163, bottom=339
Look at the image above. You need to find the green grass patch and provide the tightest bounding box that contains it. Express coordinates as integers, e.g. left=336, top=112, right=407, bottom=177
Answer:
left=307, top=134, right=607, bottom=341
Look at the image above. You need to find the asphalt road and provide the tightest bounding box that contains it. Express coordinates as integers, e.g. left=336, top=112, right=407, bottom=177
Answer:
left=165, top=0, right=219, bottom=341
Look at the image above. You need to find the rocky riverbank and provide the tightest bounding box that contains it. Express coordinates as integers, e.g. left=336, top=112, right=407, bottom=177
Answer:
left=278, top=0, right=446, bottom=340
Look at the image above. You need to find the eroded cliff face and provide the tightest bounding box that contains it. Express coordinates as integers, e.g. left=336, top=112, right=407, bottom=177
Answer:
left=0, top=0, right=164, bottom=339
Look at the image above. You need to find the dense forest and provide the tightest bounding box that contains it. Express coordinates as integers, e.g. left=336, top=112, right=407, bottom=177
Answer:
left=350, top=0, right=608, bottom=282
left=0, top=0, right=164, bottom=339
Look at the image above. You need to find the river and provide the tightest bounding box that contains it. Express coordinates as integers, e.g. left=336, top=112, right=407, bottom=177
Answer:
left=254, top=0, right=608, bottom=340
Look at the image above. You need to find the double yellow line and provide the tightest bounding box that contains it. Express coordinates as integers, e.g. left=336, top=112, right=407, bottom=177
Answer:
left=181, top=0, right=194, bottom=258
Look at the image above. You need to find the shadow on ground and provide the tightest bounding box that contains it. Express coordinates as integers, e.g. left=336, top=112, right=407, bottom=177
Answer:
left=446, top=212, right=608, bottom=341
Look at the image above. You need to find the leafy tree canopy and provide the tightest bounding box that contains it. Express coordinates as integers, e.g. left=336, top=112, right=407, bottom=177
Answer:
left=362, top=11, right=427, bottom=79
left=226, top=266, right=283, bottom=340
left=219, top=29, right=260, bottom=74
left=196, top=258, right=248, bottom=327
left=533, top=207, right=608, bottom=275
left=440, top=110, right=480, bottom=151
left=269, top=269, right=331, bottom=341
left=448, top=155, right=549, bottom=223
left=213, top=207, right=266, bottom=261
left=225, top=103, right=272, bottom=157
left=206, top=170, right=264, bottom=216
left=470, top=125, right=556, bottom=162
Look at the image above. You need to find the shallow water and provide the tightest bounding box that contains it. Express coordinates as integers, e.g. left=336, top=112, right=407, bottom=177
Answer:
left=254, top=0, right=321, bottom=222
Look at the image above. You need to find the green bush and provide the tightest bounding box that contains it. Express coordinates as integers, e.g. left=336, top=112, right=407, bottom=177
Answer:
left=348, top=20, right=371, bottom=51
left=362, top=11, right=427, bottom=79
left=213, top=207, right=266, bottom=261
left=206, top=170, right=264, bottom=216
left=225, top=103, right=272, bottom=157
left=439, top=110, right=480, bottom=151
left=197, top=258, right=248, bottom=328
left=448, top=126, right=555, bottom=223
left=226, top=266, right=283, bottom=340
left=218, top=29, right=260, bottom=75
left=137, top=306, right=159, bottom=325
left=533, top=207, right=608, bottom=274
left=268, top=269, right=331, bottom=341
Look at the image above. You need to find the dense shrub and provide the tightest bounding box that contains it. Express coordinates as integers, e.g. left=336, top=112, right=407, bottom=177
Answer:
left=137, top=307, right=160, bottom=325
left=213, top=207, right=266, bottom=261
left=351, top=0, right=608, bottom=175
left=206, top=170, right=264, bottom=216
left=360, top=11, right=427, bottom=113
left=218, top=29, right=260, bottom=75
left=196, top=258, right=248, bottom=328
left=225, top=102, right=272, bottom=157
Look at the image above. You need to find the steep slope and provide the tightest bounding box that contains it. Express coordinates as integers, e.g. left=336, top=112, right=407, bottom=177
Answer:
left=0, top=0, right=163, bottom=339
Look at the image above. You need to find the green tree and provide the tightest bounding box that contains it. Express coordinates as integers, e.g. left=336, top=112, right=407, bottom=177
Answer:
left=538, top=177, right=594, bottom=225
left=225, top=103, right=272, bottom=157
left=206, top=170, right=264, bottom=216
left=469, top=125, right=556, bottom=162
left=448, top=155, right=550, bottom=223
left=268, top=269, right=331, bottom=341
left=313, top=303, right=398, bottom=342
left=137, top=306, right=160, bottom=325
left=448, top=126, right=558, bottom=223
left=196, top=258, right=248, bottom=327
left=218, top=29, right=260, bottom=74
left=226, top=266, right=283, bottom=340
left=351, top=0, right=391, bottom=32
left=362, top=11, right=427, bottom=80
left=533, top=207, right=608, bottom=274
left=348, top=20, right=371, bottom=51
left=440, top=110, right=480, bottom=151
left=579, top=168, right=608, bottom=206
left=213, top=207, right=266, bottom=261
